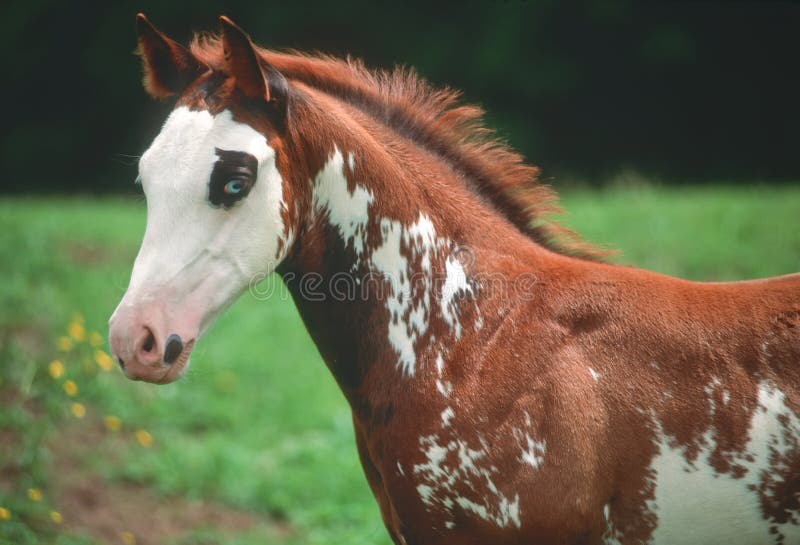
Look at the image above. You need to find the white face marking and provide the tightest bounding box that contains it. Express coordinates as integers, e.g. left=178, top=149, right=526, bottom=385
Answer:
left=645, top=382, right=800, bottom=545
left=121, top=107, right=290, bottom=336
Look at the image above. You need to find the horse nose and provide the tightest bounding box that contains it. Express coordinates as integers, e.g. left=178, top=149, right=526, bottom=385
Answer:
left=163, top=334, right=184, bottom=365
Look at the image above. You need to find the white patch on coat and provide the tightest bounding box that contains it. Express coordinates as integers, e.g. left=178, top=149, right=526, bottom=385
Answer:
left=517, top=433, right=546, bottom=469
left=601, top=502, right=623, bottom=545
left=310, top=149, right=479, bottom=376
left=413, top=434, right=522, bottom=529
left=371, top=218, right=417, bottom=373
left=645, top=382, right=800, bottom=545
left=435, top=353, right=453, bottom=397
left=588, top=367, right=601, bottom=381
left=513, top=411, right=547, bottom=469
left=441, top=256, right=472, bottom=338
left=370, top=214, right=442, bottom=375
left=311, top=148, right=374, bottom=259
left=441, top=407, right=455, bottom=427
left=436, top=379, right=454, bottom=397
left=406, top=214, right=437, bottom=273
left=435, top=353, right=445, bottom=374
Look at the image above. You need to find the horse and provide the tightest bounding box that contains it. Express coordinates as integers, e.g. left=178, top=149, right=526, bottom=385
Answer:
left=108, top=14, right=800, bottom=545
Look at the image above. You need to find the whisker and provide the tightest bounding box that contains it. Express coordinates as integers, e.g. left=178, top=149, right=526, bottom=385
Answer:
left=110, top=153, right=142, bottom=166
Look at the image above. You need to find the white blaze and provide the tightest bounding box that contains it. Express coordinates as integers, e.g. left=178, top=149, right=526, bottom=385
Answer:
left=121, top=107, right=289, bottom=337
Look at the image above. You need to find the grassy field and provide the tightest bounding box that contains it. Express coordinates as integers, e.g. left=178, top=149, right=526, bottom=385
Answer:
left=0, top=184, right=798, bottom=545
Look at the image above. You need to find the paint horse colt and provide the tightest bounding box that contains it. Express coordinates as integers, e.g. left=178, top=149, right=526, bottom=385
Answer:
left=109, top=15, right=800, bottom=545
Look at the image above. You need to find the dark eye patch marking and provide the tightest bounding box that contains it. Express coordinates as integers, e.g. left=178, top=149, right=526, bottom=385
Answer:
left=209, top=148, right=258, bottom=209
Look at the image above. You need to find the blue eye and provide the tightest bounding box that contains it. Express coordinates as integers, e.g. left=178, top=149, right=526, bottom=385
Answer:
left=224, top=178, right=246, bottom=195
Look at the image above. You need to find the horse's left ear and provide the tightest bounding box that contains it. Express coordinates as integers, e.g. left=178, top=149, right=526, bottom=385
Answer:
left=135, top=13, right=208, bottom=99
left=219, top=16, right=289, bottom=116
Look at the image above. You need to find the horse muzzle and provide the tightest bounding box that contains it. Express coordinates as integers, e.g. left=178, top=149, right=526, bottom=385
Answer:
left=108, top=300, right=198, bottom=384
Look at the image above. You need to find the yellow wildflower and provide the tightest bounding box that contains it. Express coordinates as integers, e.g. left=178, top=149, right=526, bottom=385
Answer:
left=57, top=336, right=73, bottom=351
left=71, top=402, right=86, bottom=419
left=120, top=531, right=136, bottom=545
left=0, top=507, right=9, bottom=520
left=135, top=430, right=153, bottom=448
left=105, top=415, right=121, bottom=432
left=89, top=331, right=104, bottom=347
left=27, top=488, right=42, bottom=502
left=95, top=350, right=114, bottom=371
left=50, top=511, right=63, bottom=524
left=63, top=380, right=78, bottom=396
left=68, top=321, right=86, bottom=342
left=49, top=360, right=64, bottom=379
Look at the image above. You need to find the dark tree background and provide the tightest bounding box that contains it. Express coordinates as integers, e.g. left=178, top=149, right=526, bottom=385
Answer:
left=2, top=0, right=798, bottom=193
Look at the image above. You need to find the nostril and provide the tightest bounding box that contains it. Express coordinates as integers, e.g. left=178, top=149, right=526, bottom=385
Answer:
left=141, top=328, right=155, bottom=354
left=117, top=357, right=125, bottom=370
left=163, top=334, right=184, bottom=365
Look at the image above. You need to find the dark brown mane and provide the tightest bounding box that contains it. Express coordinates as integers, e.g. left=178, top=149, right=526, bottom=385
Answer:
left=190, top=33, right=607, bottom=261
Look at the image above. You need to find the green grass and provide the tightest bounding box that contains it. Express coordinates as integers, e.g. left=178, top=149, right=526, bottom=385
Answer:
left=0, top=184, right=798, bottom=544
left=560, top=184, right=800, bottom=280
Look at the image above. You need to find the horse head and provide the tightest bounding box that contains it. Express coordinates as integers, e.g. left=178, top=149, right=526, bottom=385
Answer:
left=109, top=15, right=295, bottom=384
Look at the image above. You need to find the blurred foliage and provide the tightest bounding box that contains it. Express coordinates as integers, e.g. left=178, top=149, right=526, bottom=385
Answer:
left=1, top=0, right=799, bottom=194
left=0, top=197, right=385, bottom=544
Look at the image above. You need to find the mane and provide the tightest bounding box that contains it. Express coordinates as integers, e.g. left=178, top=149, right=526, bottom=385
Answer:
left=190, top=34, right=608, bottom=262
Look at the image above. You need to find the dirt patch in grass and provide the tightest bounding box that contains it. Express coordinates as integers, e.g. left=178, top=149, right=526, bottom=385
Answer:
left=60, top=239, right=137, bottom=268
left=49, top=422, right=294, bottom=545
left=0, top=426, right=22, bottom=496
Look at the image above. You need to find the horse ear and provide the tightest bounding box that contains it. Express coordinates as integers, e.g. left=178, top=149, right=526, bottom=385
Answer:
left=219, top=16, right=289, bottom=114
left=135, top=13, right=207, bottom=99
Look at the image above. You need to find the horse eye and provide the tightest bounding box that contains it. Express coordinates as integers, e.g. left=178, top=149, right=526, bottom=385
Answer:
left=209, top=149, right=258, bottom=208
left=224, top=178, right=246, bottom=195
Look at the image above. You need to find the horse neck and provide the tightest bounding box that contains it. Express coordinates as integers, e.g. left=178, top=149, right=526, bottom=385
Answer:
left=278, top=92, right=546, bottom=409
